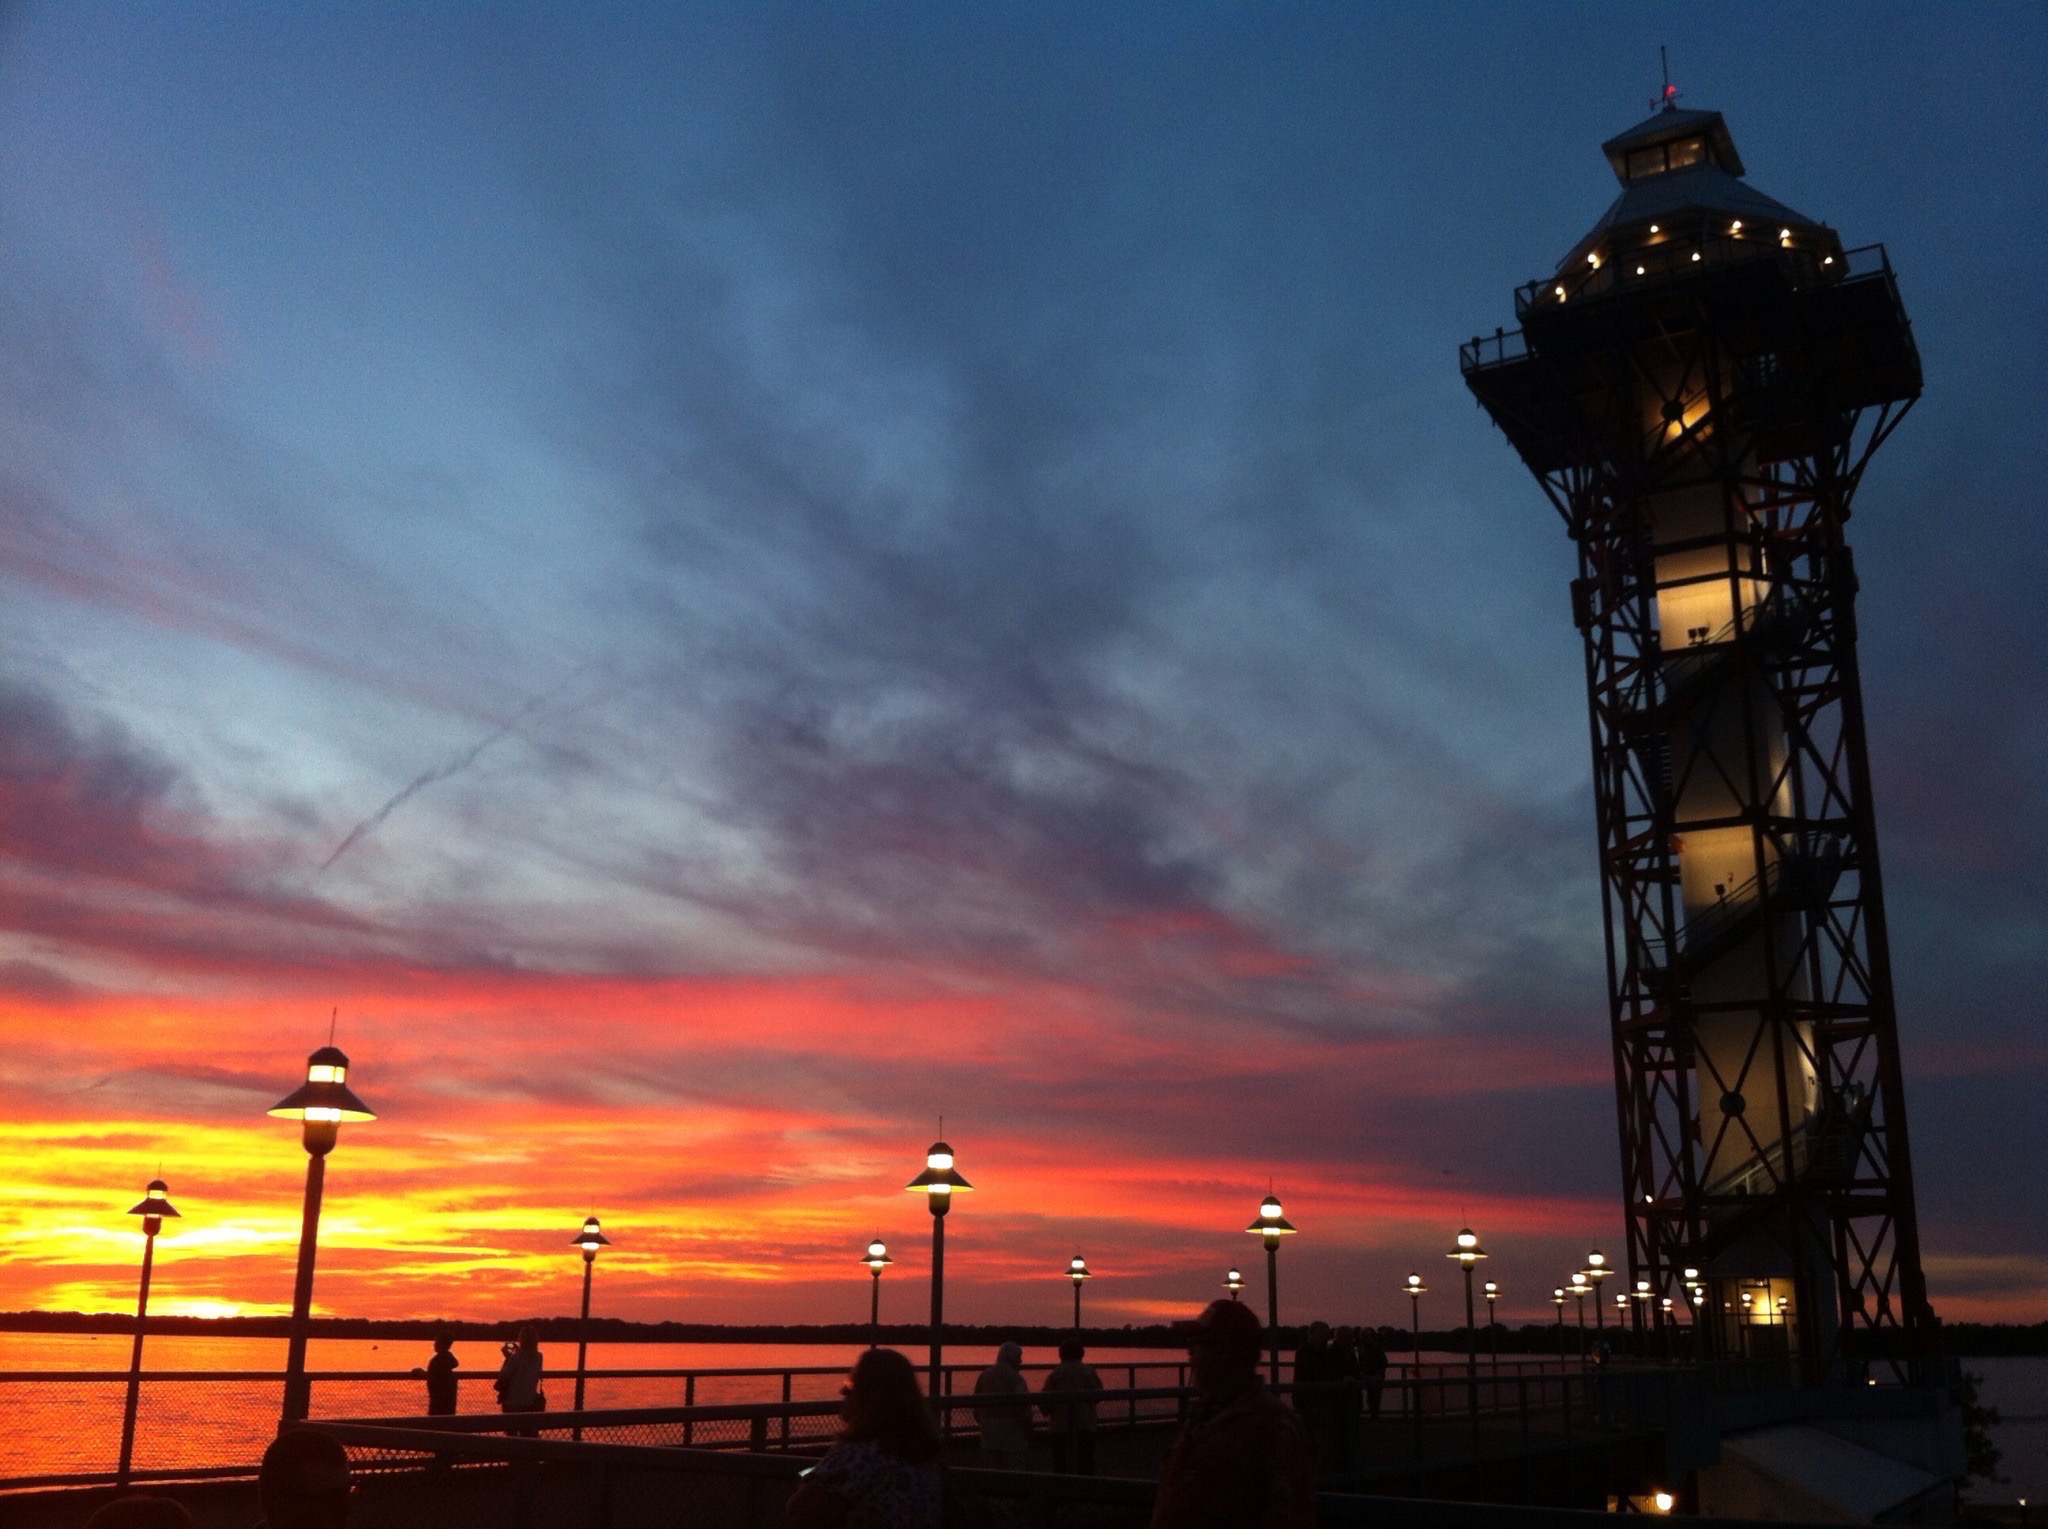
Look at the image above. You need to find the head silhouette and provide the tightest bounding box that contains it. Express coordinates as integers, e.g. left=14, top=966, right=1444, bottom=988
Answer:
left=1179, top=1299, right=1263, bottom=1394
left=258, top=1429, right=351, bottom=1529
left=84, top=1498, right=193, bottom=1529
left=840, top=1348, right=941, bottom=1463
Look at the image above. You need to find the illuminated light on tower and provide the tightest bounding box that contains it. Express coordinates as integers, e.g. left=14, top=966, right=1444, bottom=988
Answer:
left=1067, top=1254, right=1092, bottom=1330
left=1462, top=97, right=1932, bottom=1383
left=269, top=1042, right=375, bottom=1422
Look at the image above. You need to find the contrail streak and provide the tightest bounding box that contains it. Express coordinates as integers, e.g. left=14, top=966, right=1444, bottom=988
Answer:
left=315, top=695, right=549, bottom=876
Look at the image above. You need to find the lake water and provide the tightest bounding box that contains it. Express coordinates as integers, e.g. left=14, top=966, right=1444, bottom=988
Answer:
left=1965, top=1357, right=2048, bottom=1507
left=0, top=1333, right=1189, bottom=1484
left=6, top=1332, right=2038, bottom=1503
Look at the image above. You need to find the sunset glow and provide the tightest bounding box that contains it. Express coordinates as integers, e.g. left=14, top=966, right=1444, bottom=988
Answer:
left=1, top=5, right=2042, bottom=1337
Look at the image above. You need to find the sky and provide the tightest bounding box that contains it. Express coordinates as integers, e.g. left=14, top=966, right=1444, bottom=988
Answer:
left=1, top=2, right=2045, bottom=1331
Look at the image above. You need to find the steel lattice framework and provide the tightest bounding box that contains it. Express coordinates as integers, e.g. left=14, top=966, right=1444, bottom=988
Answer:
left=1461, top=106, right=1934, bottom=1383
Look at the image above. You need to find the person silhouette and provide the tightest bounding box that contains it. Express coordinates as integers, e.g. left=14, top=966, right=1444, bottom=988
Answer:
left=972, top=1341, right=1032, bottom=1470
left=495, top=1327, right=545, bottom=1414
left=423, top=1332, right=459, bottom=1416
left=1151, top=1300, right=1315, bottom=1529
left=785, top=1348, right=944, bottom=1529
left=1039, top=1339, right=1103, bottom=1476
left=83, top=1497, right=193, bottom=1528
left=253, top=1429, right=352, bottom=1529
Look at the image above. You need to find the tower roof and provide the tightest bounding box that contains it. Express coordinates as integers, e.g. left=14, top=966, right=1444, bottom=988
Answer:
left=1557, top=106, right=1831, bottom=275
left=1601, top=105, right=1744, bottom=181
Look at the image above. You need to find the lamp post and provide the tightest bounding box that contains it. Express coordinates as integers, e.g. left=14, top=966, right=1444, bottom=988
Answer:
left=1552, top=1287, right=1567, bottom=1358
left=1225, top=1267, right=1245, bottom=1301
left=570, top=1216, right=611, bottom=1417
left=1245, top=1193, right=1297, bottom=1386
left=270, top=1044, right=375, bottom=1422
left=1586, top=1250, right=1610, bottom=1336
left=1067, top=1255, right=1091, bottom=1331
left=117, top=1178, right=180, bottom=1488
left=1483, top=1280, right=1500, bottom=1374
left=1403, top=1273, right=1426, bottom=1428
left=906, top=1140, right=972, bottom=1401
left=1633, top=1279, right=1653, bottom=1345
left=863, top=1238, right=893, bottom=1339
left=1570, top=1272, right=1591, bottom=1359
left=1448, top=1230, right=1487, bottom=1447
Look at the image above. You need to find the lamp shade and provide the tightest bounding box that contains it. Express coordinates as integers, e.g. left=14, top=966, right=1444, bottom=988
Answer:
left=1448, top=1227, right=1488, bottom=1264
left=127, top=1179, right=180, bottom=1221
left=864, top=1237, right=892, bottom=1270
left=1405, top=1272, right=1426, bottom=1295
left=905, top=1140, right=972, bottom=1193
left=571, top=1216, right=611, bottom=1254
left=1245, top=1193, right=1297, bottom=1235
left=267, top=1046, right=376, bottom=1122
left=1225, top=1267, right=1244, bottom=1290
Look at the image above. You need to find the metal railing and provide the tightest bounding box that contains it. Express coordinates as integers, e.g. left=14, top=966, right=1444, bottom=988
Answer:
left=285, top=1375, right=1815, bottom=1529
left=0, top=1356, right=1596, bottom=1492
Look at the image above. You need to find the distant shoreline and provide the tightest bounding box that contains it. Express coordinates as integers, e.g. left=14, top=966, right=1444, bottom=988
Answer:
left=0, top=1310, right=1187, bottom=1348
left=3, top=1310, right=2040, bottom=1356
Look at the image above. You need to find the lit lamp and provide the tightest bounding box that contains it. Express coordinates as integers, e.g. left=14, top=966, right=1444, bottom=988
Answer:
left=1552, top=1287, right=1568, bottom=1358
left=1245, top=1193, right=1298, bottom=1386
left=269, top=1043, right=375, bottom=1422
left=1404, top=1272, right=1426, bottom=1354
left=1447, top=1229, right=1487, bottom=1443
left=1633, top=1278, right=1654, bottom=1339
left=863, top=1238, right=893, bottom=1336
left=1447, top=1229, right=1487, bottom=1382
left=906, top=1139, right=972, bottom=1400
left=570, top=1216, right=612, bottom=1416
left=1585, top=1250, right=1610, bottom=1333
left=1067, top=1254, right=1092, bottom=1331
left=1225, top=1267, right=1245, bottom=1301
left=117, top=1178, right=180, bottom=1488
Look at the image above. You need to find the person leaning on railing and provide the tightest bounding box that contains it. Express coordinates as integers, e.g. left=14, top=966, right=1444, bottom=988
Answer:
left=971, top=1342, right=1032, bottom=1470
left=1038, top=1339, right=1104, bottom=1476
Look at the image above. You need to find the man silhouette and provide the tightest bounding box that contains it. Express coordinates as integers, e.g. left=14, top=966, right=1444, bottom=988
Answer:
left=1151, top=1300, right=1314, bottom=1529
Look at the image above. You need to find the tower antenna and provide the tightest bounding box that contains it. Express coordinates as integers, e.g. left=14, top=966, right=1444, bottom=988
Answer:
left=1656, top=46, right=1680, bottom=112
left=327, top=1007, right=337, bottom=1047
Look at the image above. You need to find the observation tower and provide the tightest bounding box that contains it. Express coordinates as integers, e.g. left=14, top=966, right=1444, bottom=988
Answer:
left=1460, top=99, right=1932, bottom=1382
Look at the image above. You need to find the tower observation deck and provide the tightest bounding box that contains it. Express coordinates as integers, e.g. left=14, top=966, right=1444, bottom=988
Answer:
left=1460, top=102, right=1932, bottom=1383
